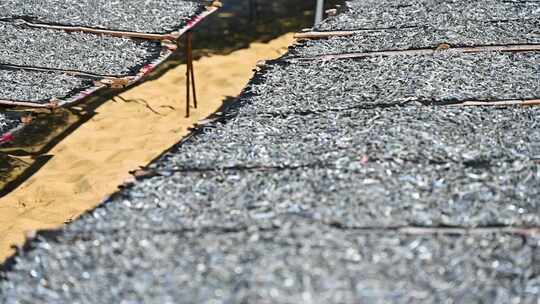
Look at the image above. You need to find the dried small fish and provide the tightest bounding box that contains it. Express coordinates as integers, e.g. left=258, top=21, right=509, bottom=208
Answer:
left=0, top=21, right=162, bottom=76
left=0, top=0, right=206, bottom=34
left=0, top=69, right=91, bottom=103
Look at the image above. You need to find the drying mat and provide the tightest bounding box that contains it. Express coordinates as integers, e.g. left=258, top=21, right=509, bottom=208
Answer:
left=0, top=0, right=217, bottom=40
left=149, top=106, right=540, bottom=171
left=0, top=21, right=163, bottom=77
left=0, top=2, right=219, bottom=108
left=292, top=19, right=540, bottom=58
left=64, top=161, right=540, bottom=232
left=3, top=219, right=540, bottom=302
left=241, top=51, right=540, bottom=115
left=0, top=68, right=99, bottom=108
left=316, top=0, right=540, bottom=31
left=0, top=40, right=177, bottom=109
left=4, top=68, right=539, bottom=303
left=2, top=92, right=540, bottom=301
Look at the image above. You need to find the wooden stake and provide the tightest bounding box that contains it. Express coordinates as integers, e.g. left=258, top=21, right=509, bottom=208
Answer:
left=188, top=32, right=198, bottom=109
left=185, top=31, right=191, bottom=118
left=183, top=30, right=198, bottom=117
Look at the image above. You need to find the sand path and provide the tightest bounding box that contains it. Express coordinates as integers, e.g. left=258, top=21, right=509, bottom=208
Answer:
left=0, top=33, right=294, bottom=263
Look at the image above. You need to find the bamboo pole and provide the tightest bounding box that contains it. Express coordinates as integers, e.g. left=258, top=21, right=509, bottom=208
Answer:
left=23, top=22, right=177, bottom=41
left=460, top=44, right=540, bottom=54
left=0, top=99, right=55, bottom=108
left=449, top=98, right=540, bottom=107
left=0, top=64, right=106, bottom=79
left=397, top=226, right=540, bottom=236
left=294, top=30, right=360, bottom=39
left=293, top=44, right=540, bottom=61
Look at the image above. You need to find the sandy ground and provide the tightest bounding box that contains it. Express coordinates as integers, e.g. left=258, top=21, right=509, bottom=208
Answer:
left=0, top=33, right=294, bottom=263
